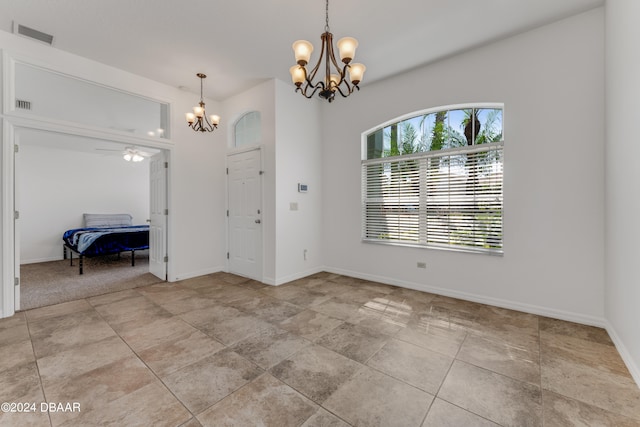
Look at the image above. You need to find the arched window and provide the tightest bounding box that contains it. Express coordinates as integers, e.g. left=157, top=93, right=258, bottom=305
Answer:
left=234, top=111, right=261, bottom=148
left=362, top=104, right=504, bottom=254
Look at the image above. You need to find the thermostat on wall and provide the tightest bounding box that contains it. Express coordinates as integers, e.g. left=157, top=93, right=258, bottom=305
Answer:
left=298, top=183, right=308, bottom=193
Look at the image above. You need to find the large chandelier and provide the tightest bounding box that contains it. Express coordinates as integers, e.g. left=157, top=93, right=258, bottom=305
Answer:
left=185, top=73, right=220, bottom=132
left=289, top=0, right=366, bottom=102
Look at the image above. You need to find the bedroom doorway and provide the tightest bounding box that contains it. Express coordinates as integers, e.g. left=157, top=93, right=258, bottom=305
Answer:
left=12, top=127, right=170, bottom=311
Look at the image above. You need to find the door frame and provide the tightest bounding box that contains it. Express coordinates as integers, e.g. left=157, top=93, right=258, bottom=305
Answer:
left=1, top=117, right=173, bottom=317
left=226, top=145, right=264, bottom=282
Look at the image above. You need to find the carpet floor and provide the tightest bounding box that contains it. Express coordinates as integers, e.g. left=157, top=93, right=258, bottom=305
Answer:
left=19, top=252, right=164, bottom=310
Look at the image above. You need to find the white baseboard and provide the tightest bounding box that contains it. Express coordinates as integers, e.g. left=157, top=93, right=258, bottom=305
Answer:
left=20, top=256, right=61, bottom=265
left=171, top=265, right=224, bottom=282
left=604, top=321, right=640, bottom=388
left=272, top=266, right=326, bottom=286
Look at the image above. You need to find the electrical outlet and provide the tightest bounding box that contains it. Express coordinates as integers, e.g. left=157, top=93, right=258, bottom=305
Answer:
left=417, top=262, right=427, bottom=269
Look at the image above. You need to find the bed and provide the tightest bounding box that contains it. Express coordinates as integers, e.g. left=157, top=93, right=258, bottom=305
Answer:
left=62, top=213, right=149, bottom=274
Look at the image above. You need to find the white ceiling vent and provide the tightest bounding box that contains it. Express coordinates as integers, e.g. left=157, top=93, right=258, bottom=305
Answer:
left=12, top=22, right=54, bottom=45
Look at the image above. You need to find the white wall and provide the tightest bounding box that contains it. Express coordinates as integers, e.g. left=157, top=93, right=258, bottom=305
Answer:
left=604, top=0, right=640, bottom=385
left=321, top=8, right=605, bottom=323
left=274, top=80, right=323, bottom=283
left=18, top=143, right=149, bottom=264
left=1, top=29, right=227, bottom=317
left=222, top=80, right=324, bottom=285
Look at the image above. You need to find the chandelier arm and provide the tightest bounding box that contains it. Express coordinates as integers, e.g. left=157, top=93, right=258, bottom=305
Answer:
left=297, top=81, right=328, bottom=99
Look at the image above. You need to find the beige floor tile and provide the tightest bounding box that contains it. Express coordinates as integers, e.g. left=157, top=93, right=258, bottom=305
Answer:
left=230, top=326, right=310, bottom=369
left=395, top=319, right=467, bottom=358
left=388, top=287, right=437, bottom=305
left=158, top=294, right=220, bottom=315
left=263, top=286, right=333, bottom=308
left=179, top=417, right=204, bottom=427
left=93, top=295, right=172, bottom=331
left=87, top=288, right=141, bottom=307
left=269, top=344, right=362, bottom=403
left=42, top=355, right=157, bottom=425
left=311, top=298, right=362, bottom=320
left=316, top=322, right=389, bottom=363
left=28, top=309, right=116, bottom=358
left=199, top=312, right=278, bottom=346
left=542, top=390, right=640, bottom=427
left=438, top=360, right=542, bottom=427
left=351, top=280, right=397, bottom=294
left=278, top=309, right=343, bottom=341
left=367, top=338, right=453, bottom=394
left=457, top=334, right=540, bottom=385
left=346, top=297, right=412, bottom=335
left=0, top=338, right=35, bottom=371
left=25, top=299, right=93, bottom=322
left=301, top=408, right=351, bottom=427
left=0, top=312, right=30, bottom=346
left=323, top=365, right=433, bottom=427
left=541, top=330, right=629, bottom=377
left=162, top=348, right=262, bottom=414
left=539, top=317, right=613, bottom=345
left=137, top=330, right=225, bottom=377
left=197, top=373, right=318, bottom=427
left=179, top=304, right=242, bottom=329
left=37, top=335, right=133, bottom=383
left=422, top=398, right=500, bottom=427
left=467, top=305, right=539, bottom=349
left=118, top=315, right=202, bottom=352
left=541, top=353, right=640, bottom=421
left=301, top=279, right=353, bottom=296
left=250, top=298, right=306, bottom=323
left=211, top=272, right=251, bottom=285
left=0, top=361, right=42, bottom=403
left=55, top=380, right=190, bottom=427
left=137, top=282, right=199, bottom=305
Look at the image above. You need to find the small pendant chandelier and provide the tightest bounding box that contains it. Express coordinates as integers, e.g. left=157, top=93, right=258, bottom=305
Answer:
left=289, top=0, right=366, bottom=102
left=185, top=73, right=220, bottom=132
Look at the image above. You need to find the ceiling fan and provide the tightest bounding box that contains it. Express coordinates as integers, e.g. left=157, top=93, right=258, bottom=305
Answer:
left=95, top=146, right=152, bottom=162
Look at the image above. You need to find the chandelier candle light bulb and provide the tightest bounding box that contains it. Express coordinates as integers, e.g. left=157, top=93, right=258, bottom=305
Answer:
left=289, top=0, right=366, bottom=102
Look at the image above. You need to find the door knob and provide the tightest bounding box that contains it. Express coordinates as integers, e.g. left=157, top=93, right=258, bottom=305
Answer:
left=255, top=219, right=261, bottom=224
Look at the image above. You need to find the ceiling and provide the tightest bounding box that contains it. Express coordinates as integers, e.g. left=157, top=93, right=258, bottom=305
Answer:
left=1, top=0, right=603, bottom=101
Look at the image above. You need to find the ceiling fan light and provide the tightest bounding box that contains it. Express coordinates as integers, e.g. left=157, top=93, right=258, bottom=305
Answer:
left=337, top=37, right=358, bottom=63
left=123, top=153, right=132, bottom=161
left=293, top=40, right=313, bottom=66
left=132, top=154, right=144, bottom=162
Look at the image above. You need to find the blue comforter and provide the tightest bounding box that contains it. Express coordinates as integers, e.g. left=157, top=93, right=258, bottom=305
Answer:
left=63, top=225, right=149, bottom=257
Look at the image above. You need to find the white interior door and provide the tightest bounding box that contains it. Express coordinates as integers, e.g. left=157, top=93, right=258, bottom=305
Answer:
left=228, top=149, right=262, bottom=280
left=149, top=151, right=167, bottom=280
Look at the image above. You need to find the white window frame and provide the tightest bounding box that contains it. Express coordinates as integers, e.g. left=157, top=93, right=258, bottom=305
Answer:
left=361, top=103, right=504, bottom=255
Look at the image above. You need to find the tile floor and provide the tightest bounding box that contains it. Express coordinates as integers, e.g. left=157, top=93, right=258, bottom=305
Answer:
left=1, top=272, right=639, bottom=426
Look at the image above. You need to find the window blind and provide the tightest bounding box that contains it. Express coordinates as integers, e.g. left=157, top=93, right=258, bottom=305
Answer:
left=362, top=142, right=503, bottom=254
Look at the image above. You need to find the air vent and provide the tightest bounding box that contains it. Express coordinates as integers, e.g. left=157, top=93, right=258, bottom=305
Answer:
left=15, top=99, right=31, bottom=110
left=13, top=22, right=54, bottom=45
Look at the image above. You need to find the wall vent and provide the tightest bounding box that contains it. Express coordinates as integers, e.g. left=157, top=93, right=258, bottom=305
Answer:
left=15, top=99, right=32, bottom=110
left=13, top=22, right=54, bottom=45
